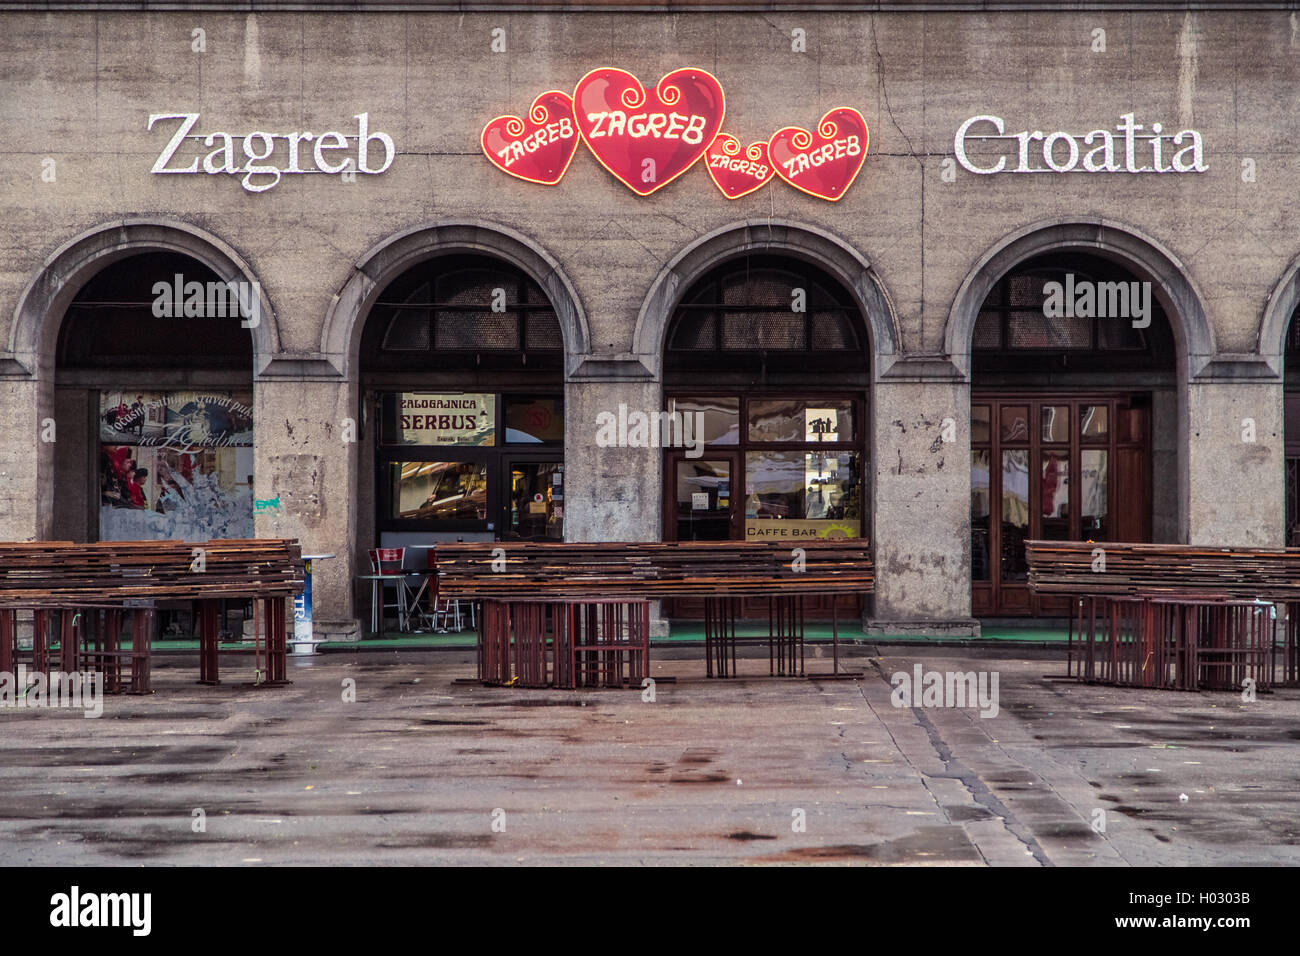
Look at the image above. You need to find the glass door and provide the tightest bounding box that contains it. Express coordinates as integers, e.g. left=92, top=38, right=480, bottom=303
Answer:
left=668, top=454, right=738, bottom=541
left=972, top=394, right=1148, bottom=617
left=503, top=459, right=564, bottom=541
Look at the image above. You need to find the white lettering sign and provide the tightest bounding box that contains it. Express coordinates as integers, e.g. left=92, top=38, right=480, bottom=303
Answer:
left=149, top=112, right=395, bottom=192
left=954, top=113, right=1206, bottom=175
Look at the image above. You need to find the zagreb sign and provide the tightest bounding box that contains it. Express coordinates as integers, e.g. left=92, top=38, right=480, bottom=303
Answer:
left=481, top=67, right=869, bottom=202
left=148, top=112, right=395, bottom=193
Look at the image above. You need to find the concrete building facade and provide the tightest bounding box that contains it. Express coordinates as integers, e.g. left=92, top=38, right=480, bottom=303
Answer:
left=1, top=2, right=1298, bottom=639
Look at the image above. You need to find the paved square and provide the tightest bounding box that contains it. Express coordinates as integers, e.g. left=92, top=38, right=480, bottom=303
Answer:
left=1, top=647, right=1297, bottom=865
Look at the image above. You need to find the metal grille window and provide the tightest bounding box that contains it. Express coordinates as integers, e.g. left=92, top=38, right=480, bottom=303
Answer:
left=667, top=256, right=862, bottom=355
left=58, top=251, right=254, bottom=369
left=368, top=254, right=562, bottom=356
left=973, top=253, right=1165, bottom=354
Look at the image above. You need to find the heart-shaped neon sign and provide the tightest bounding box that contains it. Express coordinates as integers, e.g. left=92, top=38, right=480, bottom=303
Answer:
left=480, top=90, right=579, bottom=186
left=704, top=133, right=775, bottom=200
left=573, top=67, right=725, bottom=196
left=768, top=107, right=869, bottom=202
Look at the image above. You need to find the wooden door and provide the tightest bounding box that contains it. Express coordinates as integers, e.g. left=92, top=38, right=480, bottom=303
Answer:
left=972, top=394, right=1151, bottom=617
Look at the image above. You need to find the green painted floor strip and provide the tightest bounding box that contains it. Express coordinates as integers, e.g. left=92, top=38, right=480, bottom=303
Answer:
left=35, top=626, right=1069, bottom=653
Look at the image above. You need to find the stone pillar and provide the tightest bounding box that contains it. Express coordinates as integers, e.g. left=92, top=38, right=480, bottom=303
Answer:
left=0, top=373, right=49, bottom=542
left=563, top=359, right=665, bottom=633
left=253, top=368, right=360, bottom=640
left=1186, top=371, right=1285, bottom=547
left=562, top=362, right=661, bottom=543
left=868, top=359, right=978, bottom=636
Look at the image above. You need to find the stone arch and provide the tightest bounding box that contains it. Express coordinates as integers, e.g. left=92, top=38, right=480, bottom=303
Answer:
left=321, top=221, right=590, bottom=380
left=5, top=218, right=275, bottom=541
left=943, top=218, right=1213, bottom=382
left=1259, top=252, right=1300, bottom=374
left=632, top=220, right=900, bottom=381
left=8, top=218, right=278, bottom=378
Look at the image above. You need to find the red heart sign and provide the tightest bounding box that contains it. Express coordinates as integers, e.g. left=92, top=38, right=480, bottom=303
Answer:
left=574, top=67, right=725, bottom=196
left=768, top=107, right=869, bottom=202
left=704, top=133, right=775, bottom=200
left=481, top=90, right=579, bottom=186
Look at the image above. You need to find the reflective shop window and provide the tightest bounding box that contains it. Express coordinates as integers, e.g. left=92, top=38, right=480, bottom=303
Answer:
left=971, top=449, right=991, bottom=581
left=376, top=391, right=564, bottom=538
left=1082, top=449, right=1109, bottom=536
left=1041, top=406, right=1069, bottom=444
left=391, top=461, right=488, bottom=520
left=675, top=459, right=732, bottom=542
left=1081, top=405, right=1109, bottom=440
left=508, top=462, right=563, bottom=540
left=748, top=399, right=855, bottom=443
left=98, top=389, right=255, bottom=542
left=665, top=397, right=740, bottom=445
left=1000, top=405, right=1030, bottom=444
left=1001, top=450, right=1030, bottom=581
left=504, top=397, right=564, bottom=444
left=971, top=405, right=991, bottom=444
left=1040, top=452, right=1071, bottom=545
left=744, top=451, right=860, bottom=538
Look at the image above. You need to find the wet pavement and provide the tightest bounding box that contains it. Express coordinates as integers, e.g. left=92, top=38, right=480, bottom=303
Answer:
left=2, top=645, right=1298, bottom=865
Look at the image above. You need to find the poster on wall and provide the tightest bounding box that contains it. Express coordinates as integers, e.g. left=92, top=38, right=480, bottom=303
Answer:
left=99, top=390, right=254, bottom=542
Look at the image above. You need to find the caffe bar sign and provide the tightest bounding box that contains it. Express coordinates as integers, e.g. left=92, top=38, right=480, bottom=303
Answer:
left=955, top=113, right=1207, bottom=175
left=481, top=67, right=869, bottom=202
left=148, top=112, right=395, bottom=193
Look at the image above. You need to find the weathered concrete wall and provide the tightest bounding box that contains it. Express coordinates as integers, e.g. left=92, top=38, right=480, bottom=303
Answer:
left=1187, top=380, right=1286, bottom=546
left=254, top=377, right=358, bottom=637
left=0, top=8, right=1296, bottom=628
left=870, top=377, right=976, bottom=633
left=0, top=379, right=45, bottom=542
left=563, top=379, right=662, bottom=543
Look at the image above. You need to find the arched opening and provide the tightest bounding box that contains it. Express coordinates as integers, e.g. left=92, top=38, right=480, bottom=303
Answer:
left=358, top=252, right=566, bottom=563
left=661, top=253, right=872, bottom=620
left=54, top=251, right=256, bottom=543
left=1286, top=309, right=1299, bottom=545
left=968, top=250, right=1177, bottom=617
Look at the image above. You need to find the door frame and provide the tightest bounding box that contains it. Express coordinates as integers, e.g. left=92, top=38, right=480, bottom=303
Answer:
left=663, top=449, right=742, bottom=542
left=971, top=390, right=1150, bottom=618
left=501, top=454, right=565, bottom=542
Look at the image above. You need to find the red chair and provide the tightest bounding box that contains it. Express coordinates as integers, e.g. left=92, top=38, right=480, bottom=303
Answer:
left=366, top=548, right=411, bottom=633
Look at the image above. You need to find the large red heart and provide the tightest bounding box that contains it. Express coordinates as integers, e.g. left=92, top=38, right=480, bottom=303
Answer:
left=481, top=90, right=579, bottom=186
left=768, top=108, right=869, bottom=202
left=704, top=133, right=775, bottom=200
left=574, top=67, right=725, bottom=196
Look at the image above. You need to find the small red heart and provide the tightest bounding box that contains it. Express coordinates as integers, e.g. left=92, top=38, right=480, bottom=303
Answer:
left=481, top=90, right=579, bottom=186
left=574, top=67, right=725, bottom=196
left=704, top=133, right=775, bottom=200
left=768, top=108, right=869, bottom=202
